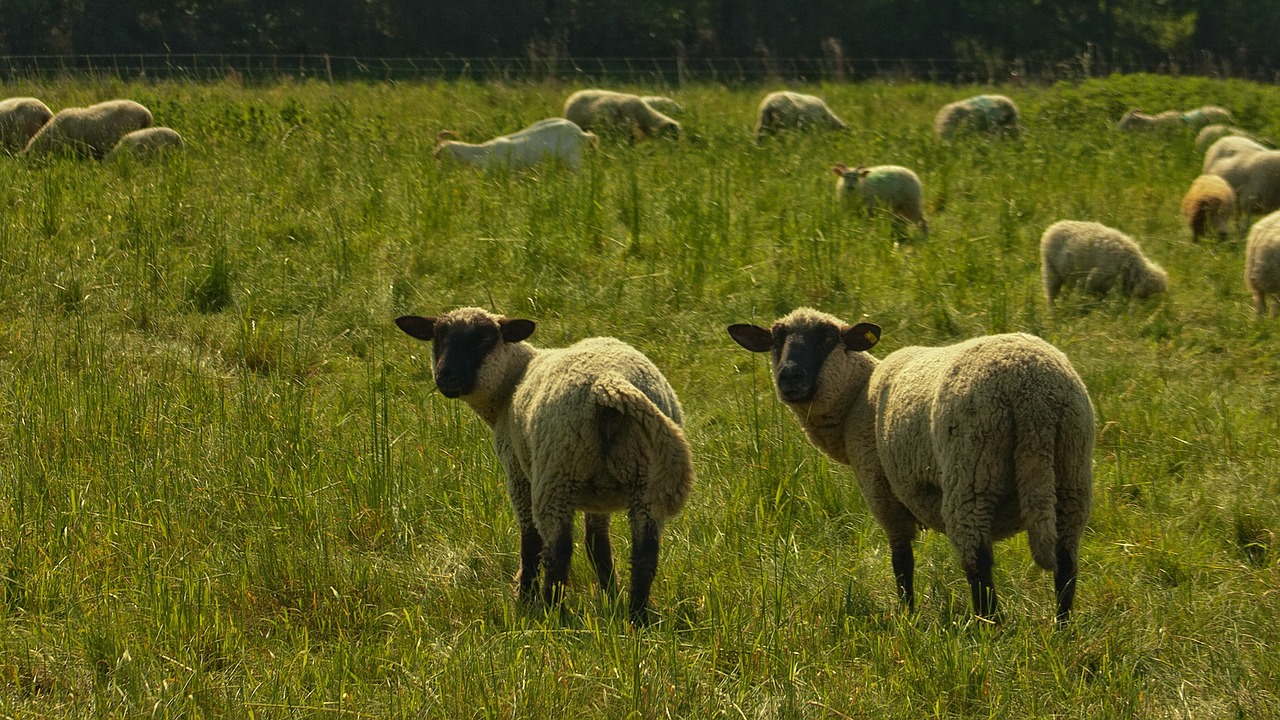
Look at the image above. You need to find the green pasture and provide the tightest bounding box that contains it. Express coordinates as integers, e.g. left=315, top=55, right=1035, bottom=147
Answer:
left=0, top=73, right=1278, bottom=717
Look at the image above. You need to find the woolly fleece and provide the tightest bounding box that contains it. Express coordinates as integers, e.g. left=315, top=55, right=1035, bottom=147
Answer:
left=1245, top=210, right=1280, bottom=316
left=832, top=163, right=928, bottom=237
left=1204, top=148, right=1280, bottom=226
left=435, top=118, right=597, bottom=171
left=23, top=99, right=153, bottom=159
left=0, top=97, right=53, bottom=154
left=105, top=126, right=185, bottom=159
left=1040, top=220, right=1169, bottom=304
left=753, top=91, right=848, bottom=139
left=933, top=95, right=1020, bottom=139
left=1181, top=174, right=1237, bottom=242
left=1203, top=135, right=1267, bottom=174
left=563, top=89, right=681, bottom=140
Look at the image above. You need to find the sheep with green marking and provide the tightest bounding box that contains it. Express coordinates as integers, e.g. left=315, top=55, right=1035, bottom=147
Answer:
left=1119, top=106, right=1233, bottom=131
left=933, top=94, right=1020, bottom=139
left=0, top=97, right=53, bottom=154
left=395, top=307, right=694, bottom=625
left=23, top=99, right=153, bottom=159
left=728, top=308, right=1095, bottom=623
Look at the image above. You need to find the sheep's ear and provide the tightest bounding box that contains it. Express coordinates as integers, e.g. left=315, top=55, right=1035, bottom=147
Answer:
left=831, top=163, right=847, bottom=175
left=395, top=315, right=436, bottom=342
left=500, top=318, right=536, bottom=343
left=728, top=323, right=774, bottom=352
left=842, top=322, right=881, bottom=351
left=855, top=166, right=871, bottom=178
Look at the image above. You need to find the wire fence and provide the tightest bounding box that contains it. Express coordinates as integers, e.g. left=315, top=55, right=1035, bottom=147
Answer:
left=2, top=53, right=1277, bottom=86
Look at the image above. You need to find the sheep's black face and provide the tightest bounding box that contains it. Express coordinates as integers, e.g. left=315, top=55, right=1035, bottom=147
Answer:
left=773, top=324, right=841, bottom=403
left=431, top=321, right=501, bottom=398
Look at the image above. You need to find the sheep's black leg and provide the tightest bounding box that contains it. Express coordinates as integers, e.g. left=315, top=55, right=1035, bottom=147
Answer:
left=1054, top=544, right=1078, bottom=625
left=584, top=513, right=617, bottom=596
left=967, top=542, right=998, bottom=620
left=890, top=541, right=915, bottom=610
left=517, top=525, right=543, bottom=602
left=542, top=522, right=573, bottom=607
left=628, top=513, right=660, bottom=626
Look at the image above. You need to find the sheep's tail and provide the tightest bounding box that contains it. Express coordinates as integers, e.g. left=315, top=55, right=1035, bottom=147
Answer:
left=1014, top=397, right=1060, bottom=572
left=592, top=375, right=694, bottom=520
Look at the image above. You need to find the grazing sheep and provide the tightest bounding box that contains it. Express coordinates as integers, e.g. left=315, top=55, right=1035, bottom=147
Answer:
left=23, top=99, right=153, bottom=159
left=1245, top=210, right=1280, bottom=316
left=1205, top=149, right=1280, bottom=227
left=434, top=118, right=598, bottom=172
left=753, top=91, right=848, bottom=140
left=933, top=95, right=1020, bottom=139
left=831, top=162, right=928, bottom=239
left=1181, top=175, right=1237, bottom=242
left=395, top=308, right=694, bottom=625
left=1039, top=220, right=1168, bottom=305
left=1202, top=135, right=1268, bottom=175
left=639, top=96, right=684, bottom=114
left=728, top=308, right=1094, bottom=623
left=105, top=126, right=185, bottom=160
left=1195, top=124, right=1262, bottom=155
left=1118, top=106, right=1234, bottom=131
left=563, top=89, right=681, bottom=140
left=0, top=97, right=53, bottom=154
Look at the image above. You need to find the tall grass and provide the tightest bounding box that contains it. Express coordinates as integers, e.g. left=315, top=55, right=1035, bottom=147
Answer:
left=0, top=74, right=1278, bottom=717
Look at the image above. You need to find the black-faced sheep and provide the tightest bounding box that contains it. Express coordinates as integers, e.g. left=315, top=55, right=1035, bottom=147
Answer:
left=434, top=118, right=598, bottom=172
left=0, top=97, right=53, bottom=154
left=23, top=99, right=153, bottom=159
left=105, top=126, right=185, bottom=160
left=1040, top=220, right=1168, bottom=305
left=1118, top=106, right=1233, bottom=132
left=1245, top=210, right=1280, bottom=316
left=831, top=162, right=928, bottom=240
left=728, top=308, right=1094, bottom=623
left=753, top=91, right=848, bottom=141
left=1181, top=174, right=1238, bottom=242
left=395, top=307, right=694, bottom=625
left=563, top=89, right=681, bottom=141
left=933, top=95, right=1020, bottom=140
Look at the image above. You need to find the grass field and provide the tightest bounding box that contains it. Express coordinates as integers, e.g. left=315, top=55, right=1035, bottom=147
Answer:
left=1, top=72, right=1278, bottom=718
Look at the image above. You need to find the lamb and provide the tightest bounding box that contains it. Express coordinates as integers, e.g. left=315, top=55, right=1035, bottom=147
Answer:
left=1244, top=210, right=1280, bottom=316
left=1039, top=220, right=1168, bottom=305
left=727, top=308, right=1094, bottom=623
left=639, top=96, right=683, bottom=114
left=0, top=97, right=53, bottom=154
left=1195, top=124, right=1263, bottom=155
left=1202, top=135, right=1267, bottom=174
left=22, top=99, right=153, bottom=159
left=933, top=95, right=1020, bottom=139
left=1204, top=149, right=1280, bottom=227
left=1118, top=106, right=1234, bottom=131
left=1181, top=174, right=1237, bottom=242
left=395, top=307, right=694, bottom=625
left=104, top=126, right=185, bottom=160
left=434, top=118, right=598, bottom=172
left=563, top=89, right=681, bottom=140
left=753, top=91, right=848, bottom=141
left=831, top=162, right=928, bottom=239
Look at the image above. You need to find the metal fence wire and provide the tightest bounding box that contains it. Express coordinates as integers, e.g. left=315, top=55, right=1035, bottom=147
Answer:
left=1, top=53, right=1276, bottom=85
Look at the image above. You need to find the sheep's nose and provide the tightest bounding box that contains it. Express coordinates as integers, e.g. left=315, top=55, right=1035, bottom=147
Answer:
left=778, top=364, right=806, bottom=385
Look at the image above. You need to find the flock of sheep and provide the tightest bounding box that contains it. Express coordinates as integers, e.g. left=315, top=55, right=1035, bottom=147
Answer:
left=0, top=96, right=184, bottom=159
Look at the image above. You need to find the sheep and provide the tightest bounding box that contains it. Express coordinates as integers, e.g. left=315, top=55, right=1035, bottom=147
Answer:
left=831, top=162, right=928, bottom=239
left=933, top=95, right=1020, bottom=140
left=639, top=96, right=684, bottom=114
left=434, top=118, right=598, bottom=172
left=22, top=99, right=153, bottom=159
left=395, top=307, right=694, bottom=625
left=1039, top=220, right=1168, bottom=306
left=1204, top=149, right=1280, bottom=228
left=753, top=91, right=848, bottom=141
left=1244, top=210, right=1280, bottom=316
left=1118, top=106, right=1234, bottom=132
left=0, top=97, right=53, bottom=154
left=1181, top=174, right=1237, bottom=242
left=727, top=308, right=1094, bottom=623
left=563, top=89, right=681, bottom=140
left=1195, top=124, right=1263, bottom=155
left=104, top=126, right=185, bottom=160
left=1202, top=135, right=1268, bottom=175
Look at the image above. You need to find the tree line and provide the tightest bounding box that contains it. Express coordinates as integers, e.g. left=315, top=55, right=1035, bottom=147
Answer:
left=1, top=0, right=1277, bottom=75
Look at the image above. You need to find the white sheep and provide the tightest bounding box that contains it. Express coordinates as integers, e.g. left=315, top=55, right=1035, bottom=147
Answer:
left=753, top=91, right=848, bottom=140
left=831, top=162, right=928, bottom=239
left=639, top=96, right=684, bottom=114
left=105, top=126, right=185, bottom=160
left=728, top=308, right=1094, bottom=623
left=1202, top=135, right=1267, bottom=175
left=1181, top=174, right=1237, bottom=242
left=1039, top=220, right=1168, bottom=305
left=395, top=307, right=694, bottom=625
left=0, top=97, right=53, bottom=154
left=1245, top=210, right=1280, bottom=316
left=1204, top=148, right=1280, bottom=228
left=933, top=95, right=1020, bottom=140
left=1118, top=106, right=1234, bottom=131
left=563, top=89, right=681, bottom=140
left=1195, top=124, right=1263, bottom=155
left=434, top=118, right=598, bottom=172
left=22, top=99, right=153, bottom=159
